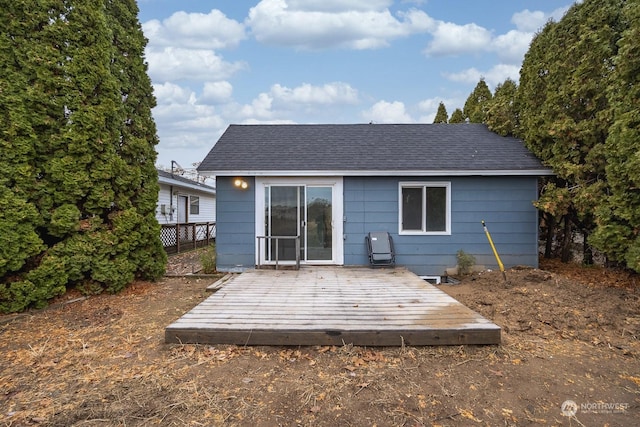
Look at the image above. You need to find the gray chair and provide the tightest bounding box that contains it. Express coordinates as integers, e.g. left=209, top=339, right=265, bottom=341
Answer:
left=365, top=231, right=395, bottom=267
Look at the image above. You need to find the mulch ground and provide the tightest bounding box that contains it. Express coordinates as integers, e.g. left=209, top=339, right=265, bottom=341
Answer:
left=1, top=255, right=639, bottom=426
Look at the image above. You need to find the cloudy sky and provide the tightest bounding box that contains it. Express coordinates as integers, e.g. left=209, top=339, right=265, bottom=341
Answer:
left=136, top=0, right=575, bottom=170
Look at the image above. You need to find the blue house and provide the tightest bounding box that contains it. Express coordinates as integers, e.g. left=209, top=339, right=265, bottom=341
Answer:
left=197, top=124, right=553, bottom=278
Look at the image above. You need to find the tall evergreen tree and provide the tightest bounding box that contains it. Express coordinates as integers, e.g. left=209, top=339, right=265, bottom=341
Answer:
left=0, top=3, right=49, bottom=295
left=463, top=79, right=492, bottom=123
left=486, top=78, right=518, bottom=136
left=591, top=0, right=640, bottom=271
left=517, top=0, right=625, bottom=265
left=104, top=0, right=166, bottom=281
left=449, top=108, right=465, bottom=124
left=433, top=102, right=448, bottom=123
left=0, top=0, right=165, bottom=312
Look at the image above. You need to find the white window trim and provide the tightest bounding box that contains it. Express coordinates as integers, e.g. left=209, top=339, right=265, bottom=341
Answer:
left=254, top=177, right=344, bottom=265
left=398, top=181, right=451, bottom=236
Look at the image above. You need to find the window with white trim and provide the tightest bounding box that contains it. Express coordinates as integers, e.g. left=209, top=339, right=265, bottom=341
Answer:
left=190, top=196, right=200, bottom=215
left=399, top=182, right=451, bottom=235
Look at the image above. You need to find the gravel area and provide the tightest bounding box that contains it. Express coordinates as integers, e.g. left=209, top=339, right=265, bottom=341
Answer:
left=165, top=248, right=207, bottom=275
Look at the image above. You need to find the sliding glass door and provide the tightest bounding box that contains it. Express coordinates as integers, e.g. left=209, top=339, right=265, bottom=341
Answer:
left=306, top=186, right=332, bottom=261
left=265, top=185, right=304, bottom=262
left=264, top=185, right=333, bottom=263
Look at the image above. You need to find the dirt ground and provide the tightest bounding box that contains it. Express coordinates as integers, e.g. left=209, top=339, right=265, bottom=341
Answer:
left=1, top=253, right=639, bottom=426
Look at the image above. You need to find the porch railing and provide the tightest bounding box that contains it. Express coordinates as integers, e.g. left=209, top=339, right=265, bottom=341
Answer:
left=256, top=235, right=300, bottom=270
left=160, top=222, right=216, bottom=254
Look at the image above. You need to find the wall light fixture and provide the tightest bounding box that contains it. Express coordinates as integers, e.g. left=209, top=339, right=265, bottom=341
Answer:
left=234, top=178, right=248, bottom=190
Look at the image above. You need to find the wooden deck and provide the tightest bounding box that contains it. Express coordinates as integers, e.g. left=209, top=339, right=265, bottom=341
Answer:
left=165, top=267, right=501, bottom=346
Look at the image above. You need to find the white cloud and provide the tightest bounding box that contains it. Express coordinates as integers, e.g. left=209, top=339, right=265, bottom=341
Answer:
left=399, top=9, right=436, bottom=32
left=270, top=82, right=359, bottom=105
left=153, top=82, right=196, bottom=105
left=491, top=29, right=533, bottom=64
left=153, top=80, right=361, bottom=156
left=362, top=100, right=413, bottom=123
left=151, top=88, right=228, bottom=168
left=153, top=101, right=225, bottom=156
left=232, top=81, right=360, bottom=121
left=444, top=64, right=521, bottom=88
left=239, top=93, right=275, bottom=120
left=500, top=4, right=574, bottom=67
left=511, top=9, right=547, bottom=32
left=287, top=0, right=392, bottom=12
left=483, top=64, right=522, bottom=86
left=200, top=81, right=233, bottom=104
left=246, top=0, right=433, bottom=50
left=511, top=6, right=573, bottom=33
left=424, top=22, right=531, bottom=66
left=501, top=6, right=573, bottom=64
left=149, top=82, right=227, bottom=158
left=142, top=9, right=246, bottom=50
left=424, top=21, right=493, bottom=57
left=149, top=83, right=237, bottom=167
left=153, top=100, right=217, bottom=128
left=145, top=47, right=247, bottom=82
left=423, top=6, right=573, bottom=65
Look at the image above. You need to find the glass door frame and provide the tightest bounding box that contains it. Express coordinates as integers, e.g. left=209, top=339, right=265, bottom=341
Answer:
left=255, top=177, right=344, bottom=266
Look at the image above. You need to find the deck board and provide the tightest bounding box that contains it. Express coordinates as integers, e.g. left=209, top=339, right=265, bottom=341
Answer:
left=165, top=267, right=500, bottom=346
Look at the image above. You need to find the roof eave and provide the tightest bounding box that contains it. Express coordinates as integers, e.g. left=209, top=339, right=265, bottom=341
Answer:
left=198, top=169, right=555, bottom=177
left=158, top=176, right=217, bottom=194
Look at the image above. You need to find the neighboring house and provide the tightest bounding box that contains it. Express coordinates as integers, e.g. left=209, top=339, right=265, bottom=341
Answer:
left=197, top=124, right=553, bottom=277
left=156, top=169, right=216, bottom=225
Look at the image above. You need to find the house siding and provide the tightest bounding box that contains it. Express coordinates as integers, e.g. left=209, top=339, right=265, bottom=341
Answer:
left=156, top=184, right=216, bottom=225
left=215, top=176, right=256, bottom=272
left=343, top=176, right=539, bottom=276
left=214, top=175, right=540, bottom=276
left=156, top=184, right=173, bottom=224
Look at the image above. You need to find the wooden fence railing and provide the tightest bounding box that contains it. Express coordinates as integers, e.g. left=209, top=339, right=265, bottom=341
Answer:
left=160, top=222, right=216, bottom=254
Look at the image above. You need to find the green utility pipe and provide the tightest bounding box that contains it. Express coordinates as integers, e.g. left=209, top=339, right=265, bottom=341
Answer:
left=481, top=220, right=507, bottom=282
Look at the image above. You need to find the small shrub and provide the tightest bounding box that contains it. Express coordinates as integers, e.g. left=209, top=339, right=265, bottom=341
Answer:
left=76, top=280, right=104, bottom=296
left=199, top=245, right=217, bottom=274
left=456, top=249, right=476, bottom=275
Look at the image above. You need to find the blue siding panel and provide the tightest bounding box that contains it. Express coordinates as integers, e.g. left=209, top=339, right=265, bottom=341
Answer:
left=344, top=176, right=540, bottom=276
left=215, top=175, right=541, bottom=276
left=215, top=176, right=256, bottom=272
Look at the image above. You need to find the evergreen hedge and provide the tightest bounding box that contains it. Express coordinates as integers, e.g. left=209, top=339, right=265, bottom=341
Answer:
left=0, top=0, right=166, bottom=312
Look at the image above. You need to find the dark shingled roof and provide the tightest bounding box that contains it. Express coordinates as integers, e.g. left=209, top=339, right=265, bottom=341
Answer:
left=157, top=169, right=216, bottom=191
left=197, top=124, right=552, bottom=176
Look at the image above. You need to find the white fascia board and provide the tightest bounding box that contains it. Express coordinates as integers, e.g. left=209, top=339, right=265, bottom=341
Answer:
left=200, top=169, right=555, bottom=177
